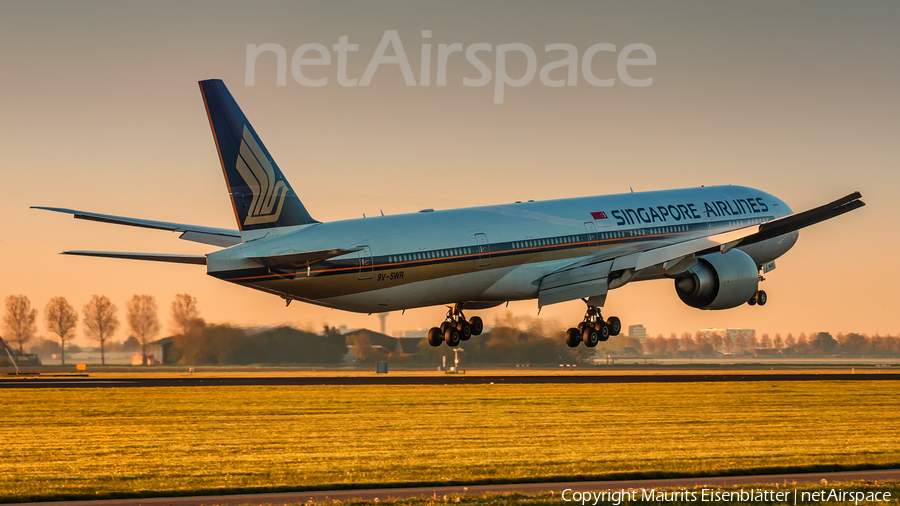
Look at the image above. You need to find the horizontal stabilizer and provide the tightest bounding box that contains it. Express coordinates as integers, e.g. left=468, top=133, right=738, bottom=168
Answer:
left=249, top=248, right=362, bottom=269
left=32, top=207, right=241, bottom=247
left=62, top=251, right=207, bottom=265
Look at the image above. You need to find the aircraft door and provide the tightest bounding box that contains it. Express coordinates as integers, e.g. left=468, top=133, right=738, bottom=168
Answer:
left=584, top=222, right=599, bottom=253
left=358, top=245, right=373, bottom=280
left=475, top=233, right=490, bottom=266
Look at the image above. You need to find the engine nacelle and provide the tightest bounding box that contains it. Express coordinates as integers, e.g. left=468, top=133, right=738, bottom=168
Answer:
left=674, top=249, right=759, bottom=310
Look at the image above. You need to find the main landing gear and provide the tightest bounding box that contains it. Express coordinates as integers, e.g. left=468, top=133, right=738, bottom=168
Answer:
left=748, top=290, right=767, bottom=306
left=427, top=304, right=484, bottom=348
left=565, top=305, right=621, bottom=348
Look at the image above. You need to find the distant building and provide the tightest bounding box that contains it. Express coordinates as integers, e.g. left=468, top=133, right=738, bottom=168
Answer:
left=628, top=324, right=647, bottom=343
left=395, top=329, right=428, bottom=338
left=343, top=328, right=425, bottom=362
left=699, top=328, right=756, bottom=341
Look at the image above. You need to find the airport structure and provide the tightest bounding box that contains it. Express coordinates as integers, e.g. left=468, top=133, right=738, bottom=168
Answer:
left=628, top=324, right=647, bottom=344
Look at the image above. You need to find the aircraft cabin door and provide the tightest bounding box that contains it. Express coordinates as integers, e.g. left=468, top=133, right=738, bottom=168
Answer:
left=584, top=222, right=599, bottom=253
left=358, top=245, right=373, bottom=280
left=475, top=233, right=491, bottom=267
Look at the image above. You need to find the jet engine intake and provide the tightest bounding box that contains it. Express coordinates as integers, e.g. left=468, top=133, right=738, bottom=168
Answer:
left=674, top=249, right=759, bottom=310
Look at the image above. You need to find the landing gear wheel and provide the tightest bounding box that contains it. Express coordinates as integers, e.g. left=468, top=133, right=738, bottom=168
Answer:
left=439, top=304, right=481, bottom=344
left=427, top=327, right=443, bottom=347
left=748, top=295, right=757, bottom=306
left=565, top=328, right=581, bottom=347
left=444, top=327, right=460, bottom=347
left=757, top=290, right=767, bottom=306
left=607, top=317, right=621, bottom=336
left=457, top=321, right=472, bottom=341
left=469, top=316, right=484, bottom=336
left=582, top=327, right=599, bottom=347
left=596, top=322, right=610, bottom=342
left=577, top=322, right=587, bottom=332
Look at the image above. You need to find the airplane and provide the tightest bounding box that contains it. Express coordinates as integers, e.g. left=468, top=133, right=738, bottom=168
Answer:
left=34, top=79, right=865, bottom=349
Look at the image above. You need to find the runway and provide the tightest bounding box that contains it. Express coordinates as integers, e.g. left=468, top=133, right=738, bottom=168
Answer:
left=1, top=373, right=897, bottom=388
left=7, top=469, right=900, bottom=506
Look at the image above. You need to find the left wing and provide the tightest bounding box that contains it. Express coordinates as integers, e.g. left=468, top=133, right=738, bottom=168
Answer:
left=538, top=191, right=865, bottom=307
left=61, top=251, right=207, bottom=265
left=32, top=207, right=241, bottom=248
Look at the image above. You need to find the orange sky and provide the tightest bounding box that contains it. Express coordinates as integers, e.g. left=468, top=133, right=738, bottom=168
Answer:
left=1, top=1, right=898, bottom=347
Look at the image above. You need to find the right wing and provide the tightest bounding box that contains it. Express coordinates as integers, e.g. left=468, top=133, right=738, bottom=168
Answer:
left=538, top=191, right=865, bottom=307
left=32, top=207, right=241, bottom=247
left=634, top=191, right=865, bottom=270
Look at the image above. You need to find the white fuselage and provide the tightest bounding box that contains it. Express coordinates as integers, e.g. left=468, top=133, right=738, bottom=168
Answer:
left=207, top=185, right=797, bottom=313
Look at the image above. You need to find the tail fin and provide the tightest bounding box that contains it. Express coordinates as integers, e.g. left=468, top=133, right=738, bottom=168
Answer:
left=199, top=79, right=318, bottom=234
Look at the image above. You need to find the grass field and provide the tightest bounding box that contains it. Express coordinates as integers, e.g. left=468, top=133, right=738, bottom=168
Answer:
left=1, top=381, right=898, bottom=502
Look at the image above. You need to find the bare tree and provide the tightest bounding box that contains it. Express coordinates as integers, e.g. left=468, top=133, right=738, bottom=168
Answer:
left=710, top=333, right=724, bottom=354
left=773, top=333, right=784, bottom=350
left=785, top=333, right=796, bottom=349
left=169, top=293, right=202, bottom=336
left=3, top=295, right=38, bottom=354
left=127, top=295, right=161, bottom=365
left=83, top=295, right=119, bottom=365
left=44, top=297, right=78, bottom=365
left=348, top=331, right=373, bottom=362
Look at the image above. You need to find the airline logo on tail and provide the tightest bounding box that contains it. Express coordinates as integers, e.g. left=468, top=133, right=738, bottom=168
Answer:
left=235, top=126, right=289, bottom=225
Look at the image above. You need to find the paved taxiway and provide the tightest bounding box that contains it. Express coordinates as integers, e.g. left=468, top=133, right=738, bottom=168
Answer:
left=1, top=373, right=897, bottom=388
left=8, top=469, right=899, bottom=506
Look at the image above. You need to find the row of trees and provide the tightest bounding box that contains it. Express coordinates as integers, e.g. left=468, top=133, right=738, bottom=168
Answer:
left=1, top=293, right=200, bottom=365
left=641, top=331, right=900, bottom=358
left=166, top=324, right=348, bottom=365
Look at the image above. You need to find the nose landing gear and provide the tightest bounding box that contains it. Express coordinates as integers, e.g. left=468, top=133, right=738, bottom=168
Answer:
left=565, top=304, right=621, bottom=348
left=427, top=304, right=484, bottom=347
left=748, top=290, right=767, bottom=306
